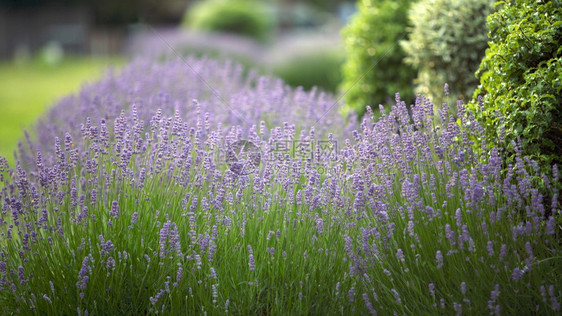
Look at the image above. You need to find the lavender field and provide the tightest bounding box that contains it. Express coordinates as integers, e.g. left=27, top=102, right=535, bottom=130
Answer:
left=0, top=55, right=560, bottom=315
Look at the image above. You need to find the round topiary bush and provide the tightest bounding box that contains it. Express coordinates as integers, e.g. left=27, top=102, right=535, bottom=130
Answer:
left=271, top=47, right=344, bottom=93
left=182, top=0, right=275, bottom=43
left=401, top=0, right=493, bottom=105
left=470, top=0, right=562, bottom=167
left=340, top=0, right=416, bottom=118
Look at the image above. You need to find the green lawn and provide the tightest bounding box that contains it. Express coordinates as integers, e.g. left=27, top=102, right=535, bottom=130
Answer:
left=0, top=56, right=125, bottom=166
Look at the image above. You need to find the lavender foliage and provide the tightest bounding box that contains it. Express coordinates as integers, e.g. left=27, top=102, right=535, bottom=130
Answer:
left=0, top=56, right=560, bottom=315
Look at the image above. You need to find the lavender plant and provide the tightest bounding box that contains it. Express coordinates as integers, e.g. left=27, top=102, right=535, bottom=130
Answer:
left=0, top=57, right=560, bottom=315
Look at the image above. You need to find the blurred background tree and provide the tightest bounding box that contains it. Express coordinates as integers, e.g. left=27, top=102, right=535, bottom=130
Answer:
left=182, top=0, right=276, bottom=43
left=340, top=0, right=416, bottom=118
left=401, top=0, right=493, bottom=107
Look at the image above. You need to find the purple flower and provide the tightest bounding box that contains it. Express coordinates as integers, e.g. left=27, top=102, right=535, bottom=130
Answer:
left=150, top=289, right=165, bottom=306
left=248, top=245, right=255, bottom=272
left=436, top=250, right=443, bottom=269
left=316, top=217, right=324, bottom=235
left=453, top=302, right=462, bottom=315
left=90, top=189, right=97, bottom=205
left=487, top=241, right=494, bottom=257
left=18, top=266, right=25, bottom=285
left=0, top=261, right=8, bottom=274
left=106, top=257, right=115, bottom=271
left=195, top=254, right=202, bottom=269
left=525, top=241, right=534, bottom=259
left=429, top=283, right=435, bottom=298
left=348, top=288, right=355, bottom=303
left=159, top=222, right=170, bottom=258
left=512, top=268, right=523, bottom=282
left=455, top=208, right=462, bottom=227
left=362, top=293, right=377, bottom=315
left=77, top=206, right=89, bottom=224
left=396, top=249, right=405, bottom=262
left=99, top=235, right=114, bottom=256
left=176, top=267, right=184, bottom=283
left=212, top=283, right=218, bottom=304
left=546, top=216, right=555, bottom=235
left=208, top=241, right=217, bottom=263
left=267, top=247, right=275, bottom=256
left=490, top=284, right=500, bottom=301
left=407, top=220, right=415, bottom=237
left=77, top=255, right=91, bottom=291
left=391, top=288, right=401, bottom=305
left=499, top=244, right=507, bottom=262
left=110, top=201, right=120, bottom=219
left=445, top=224, right=455, bottom=246
left=129, top=212, right=139, bottom=229
left=209, top=267, right=217, bottom=280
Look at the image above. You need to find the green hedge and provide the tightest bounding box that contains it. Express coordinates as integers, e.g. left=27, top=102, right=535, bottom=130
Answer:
left=340, top=0, right=416, bottom=117
left=401, top=0, right=493, bottom=105
left=272, top=49, right=344, bottom=93
left=470, top=0, right=562, bottom=166
left=183, top=0, right=275, bottom=43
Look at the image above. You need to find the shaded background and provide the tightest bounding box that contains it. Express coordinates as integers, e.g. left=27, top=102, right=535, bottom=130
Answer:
left=0, top=0, right=355, bottom=59
left=0, top=0, right=356, bottom=163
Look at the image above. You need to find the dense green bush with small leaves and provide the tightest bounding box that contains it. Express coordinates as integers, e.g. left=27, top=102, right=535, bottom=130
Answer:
left=470, top=0, right=562, bottom=166
left=401, top=0, right=493, bottom=105
left=340, top=0, right=416, bottom=117
left=272, top=48, right=344, bottom=93
left=182, top=0, right=275, bottom=43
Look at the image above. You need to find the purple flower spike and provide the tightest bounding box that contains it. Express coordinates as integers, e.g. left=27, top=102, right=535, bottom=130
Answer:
left=18, top=266, right=25, bottom=285
left=436, top=250, right=443, bottom=269
left=248, top=245, right=255, bottom=272
left=396, top=249, right=405, bottom=262
left=429, top=283, right=435, bottom=298
left=512, top=268, right=523, bottom=282
left=110, top=201, right=120, bottom=219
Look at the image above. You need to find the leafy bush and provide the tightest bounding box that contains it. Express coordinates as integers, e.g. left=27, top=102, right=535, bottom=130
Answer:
left=340, top=0, right=416, bottom=117
left=401, top=0, right=493, bottom=105
left=470, top=0, right=562, bottom=166
left=305, top=0, right=341, bottom=13
left=182, top=0, right=275, bottom=43
left=271, top=48, right=344, bottom=93
left=0, top=55, right=560, bottom=314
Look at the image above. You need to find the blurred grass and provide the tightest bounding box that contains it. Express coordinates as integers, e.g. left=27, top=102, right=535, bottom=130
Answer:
left=0, top=56, right=125, bottom=166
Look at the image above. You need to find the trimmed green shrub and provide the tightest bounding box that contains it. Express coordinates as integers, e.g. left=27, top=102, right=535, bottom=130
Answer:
left=340, top=0, right=416, bottom=117
left=470, top=0, right=562, bottom=166
left=272, top=48, right=344, bottom=93
left=401, top=0, right=493, bottom=105
left=306, top=0, right=341, bottom=13
left=182, top=0, right=275, bottom=43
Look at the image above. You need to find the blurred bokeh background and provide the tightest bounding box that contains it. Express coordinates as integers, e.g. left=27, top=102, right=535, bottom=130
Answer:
left=0, top=0, right=357, bottom=163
